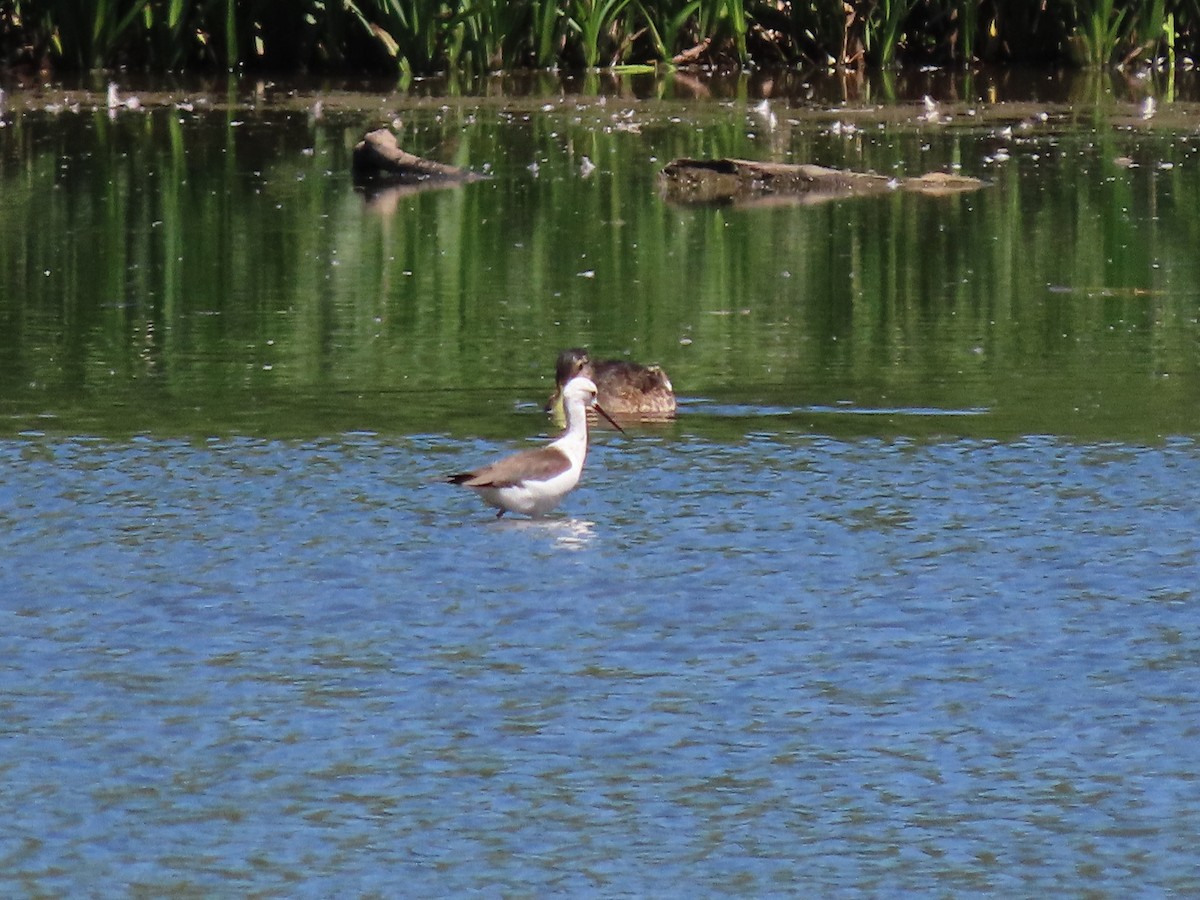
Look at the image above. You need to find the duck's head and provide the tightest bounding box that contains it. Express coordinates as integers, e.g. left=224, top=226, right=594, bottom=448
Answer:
left=554, top=348, right=593, bottom=386
left=547, top=348, right=593, bottom=415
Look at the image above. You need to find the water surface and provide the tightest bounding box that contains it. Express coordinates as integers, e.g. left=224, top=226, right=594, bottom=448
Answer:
left=3, top=69, right=1200, bottom=438
left=2, top=70, right=1200, bottom=894
left=3, top=432, right=1198, bottom=894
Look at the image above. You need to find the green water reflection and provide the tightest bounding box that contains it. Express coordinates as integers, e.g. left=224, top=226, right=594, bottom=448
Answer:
left=2, top=73, right=1199, bottom=440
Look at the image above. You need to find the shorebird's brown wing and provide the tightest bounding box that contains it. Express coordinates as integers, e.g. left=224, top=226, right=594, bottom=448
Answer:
left=447, top=446, right=571, bottom=488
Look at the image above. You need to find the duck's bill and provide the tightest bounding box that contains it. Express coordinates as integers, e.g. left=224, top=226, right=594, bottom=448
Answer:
left=593, top=401, right=626, bottom=434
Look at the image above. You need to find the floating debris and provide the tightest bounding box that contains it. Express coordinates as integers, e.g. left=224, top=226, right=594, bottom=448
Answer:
left=660, top=158, right=987, bottom=207
left=106, top=82, right=141, bottom=113
left=351, top=128, right=484, bottom=187
left=753, top=98, right=777, bottom=131
left=921, top=95, right=942, bottom=124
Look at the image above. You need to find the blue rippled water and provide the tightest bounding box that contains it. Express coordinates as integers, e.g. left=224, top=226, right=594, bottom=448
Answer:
left=1, top=432, right=1198, bottom=895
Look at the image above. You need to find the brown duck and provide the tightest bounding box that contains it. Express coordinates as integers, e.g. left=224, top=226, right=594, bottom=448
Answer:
left=546, top=348, right=676, bottom=421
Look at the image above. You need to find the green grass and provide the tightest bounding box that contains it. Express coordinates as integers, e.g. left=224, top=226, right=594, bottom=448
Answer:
left=1072, top=0, right=1129, bottom=66
left=2, top=1, right=1199, bottom=74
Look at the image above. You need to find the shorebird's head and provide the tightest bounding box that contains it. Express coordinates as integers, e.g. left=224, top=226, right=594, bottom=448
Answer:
left=560, top=375, right=624, bottom=433
left=560, top=374, right=597, bottom=406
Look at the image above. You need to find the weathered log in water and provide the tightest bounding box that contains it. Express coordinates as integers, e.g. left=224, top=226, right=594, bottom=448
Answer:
left=660, top=158, right=986, bottom=206
left=351, top=128, right=483, bottom=188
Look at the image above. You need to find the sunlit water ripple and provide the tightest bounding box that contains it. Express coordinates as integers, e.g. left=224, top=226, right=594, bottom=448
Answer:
left=1, top=433, right=1198, bottom=895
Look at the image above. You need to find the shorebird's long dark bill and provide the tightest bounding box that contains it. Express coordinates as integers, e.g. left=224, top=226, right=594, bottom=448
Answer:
left=592, top=401, right=626, bottom=434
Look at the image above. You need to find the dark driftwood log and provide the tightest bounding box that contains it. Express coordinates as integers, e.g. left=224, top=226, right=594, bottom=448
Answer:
left=351, top=129, right=482, bottom=186
left=659, top=158, right=986, bottom=206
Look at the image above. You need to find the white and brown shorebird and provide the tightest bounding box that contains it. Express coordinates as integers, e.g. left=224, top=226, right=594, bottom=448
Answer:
left=447, top=375, right=624, bottom=518
left=546, top=348, right=676, bottom=420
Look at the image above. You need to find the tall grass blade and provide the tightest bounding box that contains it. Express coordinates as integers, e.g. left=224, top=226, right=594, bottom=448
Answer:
left=225, top=0, right=237, bottom=68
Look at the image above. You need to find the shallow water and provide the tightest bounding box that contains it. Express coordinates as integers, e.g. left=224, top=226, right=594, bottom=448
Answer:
left=2, top=431, right=1199, bottom=894
left=4, top=70, right=1200, bottom=440
left=3, top=70, right=1200, bottom=893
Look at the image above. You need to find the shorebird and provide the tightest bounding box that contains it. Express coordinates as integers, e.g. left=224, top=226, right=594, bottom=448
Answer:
left=546, top=348, right=676, bottom=419
left=447, top=375, right=623, bottom=518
